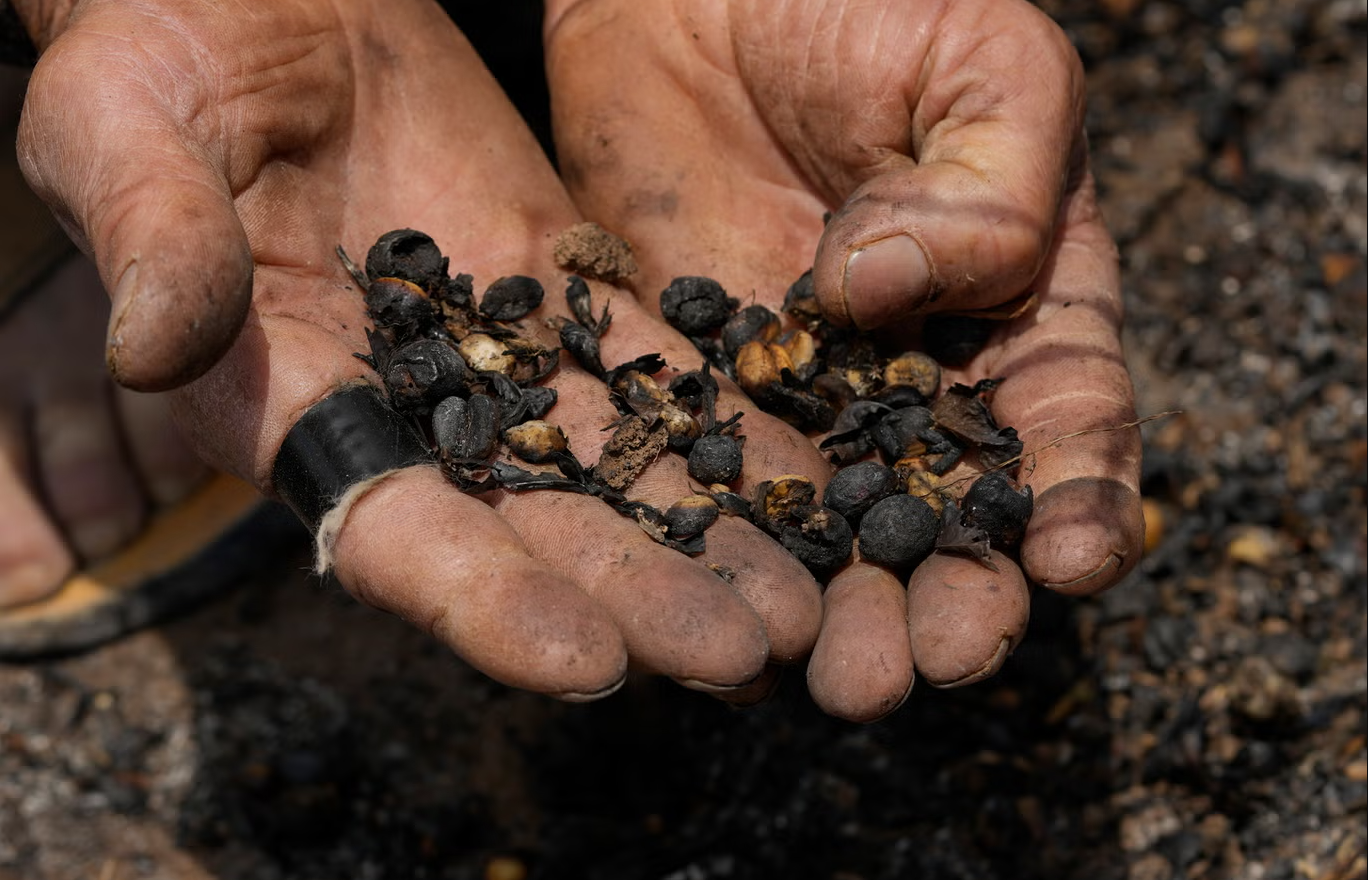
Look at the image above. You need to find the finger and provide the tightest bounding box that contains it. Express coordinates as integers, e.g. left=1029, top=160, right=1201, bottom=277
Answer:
left=16, top=4, right=348, bottom=390
left=807, top=562, right=914, bottom=723
left=332, top=467, right=628, bottom=700
left=798, top=1, right=1089, bottom=328
left=905, top=549, right=1031, bottom=688
left=968, top=194, right=1145, bottom=596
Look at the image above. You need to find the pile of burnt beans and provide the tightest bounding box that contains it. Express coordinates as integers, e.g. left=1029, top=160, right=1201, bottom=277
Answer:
left=344, top=229, right=1034, bottom=580
left=657, top=273, right=1035, bottom=575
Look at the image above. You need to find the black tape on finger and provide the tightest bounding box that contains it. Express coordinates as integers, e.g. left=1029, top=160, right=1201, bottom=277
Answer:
left=272, top=383, right=432, bottom=535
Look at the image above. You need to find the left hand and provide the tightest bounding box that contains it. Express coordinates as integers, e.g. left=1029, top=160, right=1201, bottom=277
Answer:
left=545, top=0, right=1145, bottom=720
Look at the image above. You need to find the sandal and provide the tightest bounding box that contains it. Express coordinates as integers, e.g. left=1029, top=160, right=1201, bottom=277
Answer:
left=0, top=473, right=305, bottom=659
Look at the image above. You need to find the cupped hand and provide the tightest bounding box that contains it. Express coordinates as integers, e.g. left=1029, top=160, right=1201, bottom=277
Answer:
left=15, top=0, right=832, bottom=698
left=545, top=0, right=1145, bottom=720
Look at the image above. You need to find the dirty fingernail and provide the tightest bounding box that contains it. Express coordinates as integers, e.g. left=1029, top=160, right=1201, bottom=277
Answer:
left=842, top=234, right=932, bottom=329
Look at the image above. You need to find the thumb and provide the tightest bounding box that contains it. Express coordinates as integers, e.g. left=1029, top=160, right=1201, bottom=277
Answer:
left=809, top=2, right=1087, bottom=330
left=16, top=26, right=252, bottom=392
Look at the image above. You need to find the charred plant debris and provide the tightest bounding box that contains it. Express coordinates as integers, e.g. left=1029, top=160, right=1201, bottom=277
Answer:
left=343, top=228, right=1034, bottom=577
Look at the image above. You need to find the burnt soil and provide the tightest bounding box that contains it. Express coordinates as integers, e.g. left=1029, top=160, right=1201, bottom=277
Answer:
left=1, top=2, right=1365, bottom=879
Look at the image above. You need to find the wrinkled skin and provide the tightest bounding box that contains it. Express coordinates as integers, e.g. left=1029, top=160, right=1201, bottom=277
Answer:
left=9, top=0, right=834, bottom=700
left=544, top=0, right=1145, bottom=719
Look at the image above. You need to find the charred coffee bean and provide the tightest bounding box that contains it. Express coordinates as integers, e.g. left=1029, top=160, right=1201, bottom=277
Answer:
left=688, top=434, right=745, bottom=485
left=882, top=351, right=942, bottom=398
left=812, top=373, right=862, bottom=412
left=735, top=340, right=792, bottom=401
left=721, top=304, right=781, bottom=359
left=781, top=268, right=820, bottom=323
left=440, top=271, right=475, bottom=310
left=752, top=474, right=818, bottom=535
left=382, top=339, right=473, bottom=411
left=521, top=385, right=558, bottom=420
left=458, top=333, right=516, bottom=375
left=823, top=400, right=893, bottom=463
left=664, top=495, right=720, bottom=540
left=869, top=384, right=930, bottom=409
left=365, top=277, right=439, bottom=332
left=960, top=471, right=1034, bottom=550
left=870, top=405, right=936, bottom=461
left=365, top=228, right=449, bottom=291
left=477, top=371, right=532, bottom=426
left=858, top=494, right=940, bottom=569
left=660, top=403, right=703, bottom=452
left=504, top=420, right=570, bottom=464
left=433, top=393, right=501, bottom=464
left=479, top=275, right=545, bottom=322
left=776, top=505, right=853, bottom=574
left=660, top=276, right=737, bottom=336
left=559, top=320, right=606, bottom=379
left=709, top=485, right=753, bottom=518
left=823, top=461, right=900, bottom=528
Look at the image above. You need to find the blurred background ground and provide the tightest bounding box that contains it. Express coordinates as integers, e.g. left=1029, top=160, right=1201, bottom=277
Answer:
left=1, top=2, right=1364, bottom=879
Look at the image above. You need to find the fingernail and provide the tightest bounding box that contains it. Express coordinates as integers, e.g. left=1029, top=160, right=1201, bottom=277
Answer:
left=107, top=260, right=139, bottom=377
left=842, top=234, right=932, bottom=329
left=935, top=636, right=1013, bottom=689
left=555, top=676, right=627, bottom=703
left=0, top=561, right=70, bottom=609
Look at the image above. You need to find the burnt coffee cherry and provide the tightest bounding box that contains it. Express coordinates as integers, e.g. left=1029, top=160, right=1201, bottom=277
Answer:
left=520, top=385, right=558, bottom=420
left=664, top=495, right=721, bottom=540
left=870, top=405, right=936, bottom=461
left=458, top=333, right=516, bottom=376
left=751, top=474, right=818, bottom=536
left=735, top=340, right=794, bottom=403
left=776, top=505, right=853, bottom=574
left=504, top=420, right=570, bottom=464
left=559, top=320, right=606, bottom=379
left=365, top=228, right=449, bottom=292
left=382, top=339, right=473, bottom=411
left=858, top=494, right=940, bottom=569
left=688, top=434, right=744, bottom=485
left=960, top=471, right=1034, bottom=550
left=781, top=268, right=820, bottom=323
left=823, top=400, right=893, bottom=464
left=869, top=384, right=929, bottom=409
left=708, top=485, right=752, bottom=518
left=479, top=275, right=545, bottom=322
left=721, top=304, right=781, bottom=359
left=660, top=276, right=736, bottom=336
left=823, top=461, right=900, bottom=529
left=882, top=351, right=942, bottom=399
left=433, top=393, right=501, bottom=464
left=365, top=277, right=439, bottom=332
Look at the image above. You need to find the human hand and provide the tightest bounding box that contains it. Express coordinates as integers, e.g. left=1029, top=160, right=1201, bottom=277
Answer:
left=545, top=0, right=1145, bottom=719
left=14, top=0, right=833, bottom=697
